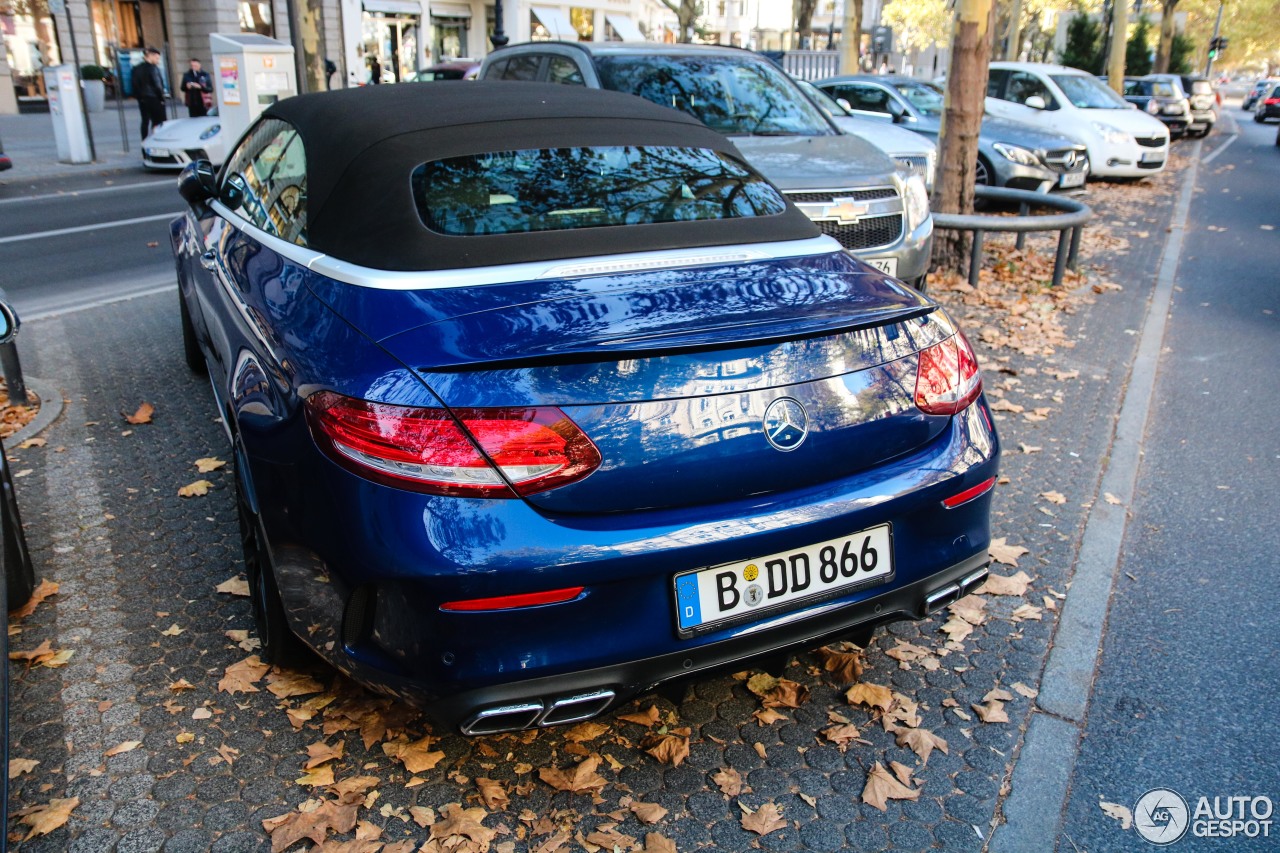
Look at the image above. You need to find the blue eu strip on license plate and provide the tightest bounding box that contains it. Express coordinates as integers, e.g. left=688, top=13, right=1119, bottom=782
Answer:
left=674, top=524, right=894, bottom=634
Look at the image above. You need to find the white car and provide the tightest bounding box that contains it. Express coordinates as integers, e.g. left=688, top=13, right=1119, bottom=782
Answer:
left=985, top=62, right=1169, bottom=179
left=795, top=78, right=937, bottom=191
left=142, top=115, right=226, bottom=170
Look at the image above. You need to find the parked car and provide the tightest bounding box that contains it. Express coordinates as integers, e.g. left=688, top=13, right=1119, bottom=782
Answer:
left=0, top=133, right=10, bottom=172
left=985, top=62, right=1170, bottom=179
left=792, top=78, right=937, bottom=190
left=408, top=60, right=480, bottom=81
left=0, top=297, right=37, bottom=845
left=1241, top=79, right=1276, bottom=111
left=1253, top=81, right=1280, bottom=122
left=479, top=42, right=934, bottom=290
left=1177, top=75, right=1217, bottom=135
left=1116, top=77, right=1190, bottom=138
left=814, top=74, right=1089, bottom=192
left=172, top=82, right=999, bottom=734
left=142, top=114, right=226, bottom=170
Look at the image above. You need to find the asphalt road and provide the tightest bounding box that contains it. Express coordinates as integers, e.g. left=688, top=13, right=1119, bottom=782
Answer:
left=0, top=172, right=178, bottom=319
left=1061, top=109, right=1280, bottom=848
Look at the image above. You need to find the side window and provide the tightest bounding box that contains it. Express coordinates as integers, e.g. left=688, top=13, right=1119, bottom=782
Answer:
left=986, top=69, right=1010, bottom=99
left=846, top=84, right=893, bottom=114
left=547, top=56, right=584, bottom=86
left=222, top=117, right=308, bottom=246
left=1005, top=71, right=1055, bottom=108
left=484, top=58, right=509, bottom=78
left=501, top=54, right=544, bottom=81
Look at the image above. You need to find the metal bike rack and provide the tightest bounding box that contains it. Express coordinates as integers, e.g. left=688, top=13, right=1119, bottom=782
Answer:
left=931, top=186, right=1093, bottom=289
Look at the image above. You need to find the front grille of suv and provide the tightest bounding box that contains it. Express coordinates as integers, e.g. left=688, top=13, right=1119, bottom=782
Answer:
left=818, top=214, right=905, bottom=251
left=1041, top=148, right=1087, bottom=174
left=1134, top=136, right=1165, bottom=148
left=787, top=188, right=898, bottom=204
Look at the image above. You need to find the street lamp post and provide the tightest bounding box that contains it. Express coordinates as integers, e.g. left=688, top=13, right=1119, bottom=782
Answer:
left=491, top=0, right=509, bottom=48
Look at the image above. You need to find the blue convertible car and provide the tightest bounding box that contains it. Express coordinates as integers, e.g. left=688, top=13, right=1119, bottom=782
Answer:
left=172, top=83, right=999, bottom=734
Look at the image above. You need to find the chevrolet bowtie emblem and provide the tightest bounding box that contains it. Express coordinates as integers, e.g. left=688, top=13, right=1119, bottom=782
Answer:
left=818, top=198, right=869, bottom=225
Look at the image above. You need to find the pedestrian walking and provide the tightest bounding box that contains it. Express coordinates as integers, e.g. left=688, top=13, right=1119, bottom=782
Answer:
left=130, top=47, right=167, bottom=140
left=368, top=55, right=382, bottom=85
left=180, top=58, right=212, bottom=118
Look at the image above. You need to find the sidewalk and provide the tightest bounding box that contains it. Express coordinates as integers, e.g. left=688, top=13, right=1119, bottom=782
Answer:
left=0, top=101, right=171, bottom=182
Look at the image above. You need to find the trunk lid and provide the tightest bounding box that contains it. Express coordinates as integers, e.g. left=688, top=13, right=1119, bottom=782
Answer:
left=368, top=253, right=951, bottom=514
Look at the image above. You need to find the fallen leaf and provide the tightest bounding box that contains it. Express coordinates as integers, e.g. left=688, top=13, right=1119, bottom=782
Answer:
left=219, top=655, right=269, bottom=694
left=978, top=571, right=1033, bottom=597
left=846, top=681, right=894, bottom=711
left=753, top=742, right=768, bottom=759
left=814, top=643, right=864, bottom=682
left=169, top=678, right=196, bottom=692
left=538, top=753, right=609, bottom=795
left=950, top=594, right=987, bottom=625
left=740, top=802, right=787, bottom=836
left=1019, top=443, right=1043, bottom=454
left=266, top=669, right=324, bottom=699
left=990, top=398, right=1025, bottom=413
left=630, top=801, right=668, bottom=825
left=304, top=740, right=344, bottom=769
left=16, top=797, right=79, bottom=840
left=616, top=705, right=661, bottom=727
left=104, top=740, right=142, bottom=757
left=972, top=699, right=1010, bottom=724
left=381, top=735, right=445, bottom=774
left=216, top=744, right=240, bottom=766
left=124, top=402, right=154, bottom=424
left=194, top=457, right=227, bottom=473
left=821, top=723, right=864, bottom=750
left=753, top=708, right=789, bottom=726
left=745, top=672, right=780, bottom=698
left=1100, top=800, right=1133, bottom=830
left=586, top=828, right=639, bottom=850
left=563, top=720, right=610, bottom=743
left=885, top=641, right=931, bottom=664
left=1011, top=604, right=1043, bottom=621
left=430, top=803, right=497, bottom=848
left=940, top=614, right=974, bottom=643
left=889, top=760, right=915, bottom=786
left=476, top=777, right=510, bottom=811
left=988, top=538, right=1030, bottom=567
left=40, top=648, right=74, bottom=668
left=8, top=639, right=53, bottom=662
left=983, top=688, right=1014, bottom=703
left=409, top=805, right=437, bottom=827
left=216, top=576, right=251, bottom=597
left=296, top=765, right=336, bottom=787
left=160, top=623, right=185, bottom=637
left=861, top=761, right=920, bottom=811
left=192, top=707, right=212, bottom=720
left=642, top=733, right=690, bottom=767
left=1012, top=682, right=1039, bottom=699
left=895, top=727, right=949, bottom=764
left=328, top=776, right=380, bottom=804
left=643, top=832, right=678, bottom=853
left=760, top=678, right=809, bottom=709
left=176, top=732, right=195, bottom=744
left=9, top=758, right=39, bottom=779
left=16, top=437, right=46, bottom=449
left=262, top=800, right=359, bottom=851
left=712, top=767, right=743, bottom=797
left=1039, top=491, right=1066, bottom=505
left=9, top=578, right=58, bottom=619
left=1105, top=492, right=1123, bottom=505
left=178, top=479, right=214, bottom=498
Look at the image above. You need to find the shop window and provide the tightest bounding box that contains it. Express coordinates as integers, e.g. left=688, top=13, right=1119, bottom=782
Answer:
left=239, top=1, right=274, bottom=37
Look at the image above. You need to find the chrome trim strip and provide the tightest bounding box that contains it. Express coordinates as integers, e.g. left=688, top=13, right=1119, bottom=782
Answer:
left=210, top=200, right=844, bottom=291
left=309, top=235, right=843, bottom=291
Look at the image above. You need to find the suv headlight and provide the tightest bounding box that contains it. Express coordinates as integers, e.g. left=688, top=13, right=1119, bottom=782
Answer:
left=993, top=142, right=1040, bottom=166
left=199, top=124, right=221, bottom=141
left=1090, top=121, right=1129, bottom=145
left=903, top=174, right=930, bottom=232
left=1145, top=99, right=1160, bottom=114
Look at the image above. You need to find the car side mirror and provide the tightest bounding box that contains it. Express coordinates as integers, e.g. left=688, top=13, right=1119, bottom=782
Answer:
left=1024, top=95, right=1047, bottom=110
left=220, top=173, right=249, bottom=212
left=0, top=300, right=19, bottom=345
left=836, top=97, right=853, bottom=111
left=178, top=159, right=219, bottom=206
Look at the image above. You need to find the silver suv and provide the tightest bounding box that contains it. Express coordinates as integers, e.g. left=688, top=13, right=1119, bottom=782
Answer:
left=479, top=42, right=934, bottom=289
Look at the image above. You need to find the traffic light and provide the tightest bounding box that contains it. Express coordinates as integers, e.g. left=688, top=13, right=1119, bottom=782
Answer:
left=1208, top=36, right=1229, bottom=59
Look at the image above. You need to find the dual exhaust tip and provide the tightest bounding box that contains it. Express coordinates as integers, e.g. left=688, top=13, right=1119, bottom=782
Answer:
left=923, top=565, right=989, bottom=615
left=461, top=689, right=616, bottom=736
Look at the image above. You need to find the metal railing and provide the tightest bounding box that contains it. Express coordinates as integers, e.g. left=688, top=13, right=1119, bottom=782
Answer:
left=931, top=186, right=1093, bottom=288
left=761, top=50, right=842, bottom=81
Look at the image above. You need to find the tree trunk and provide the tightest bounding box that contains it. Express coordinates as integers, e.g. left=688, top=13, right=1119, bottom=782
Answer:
left=1006, top=0, right=1022, bottom=60
left=932, top=0, right=995, bottom=272
left=1154, top=0, right=1178, bottom=73
left=840, top=0, right=864, bottom=73
left=1107, top=0, right=1127, bottom=92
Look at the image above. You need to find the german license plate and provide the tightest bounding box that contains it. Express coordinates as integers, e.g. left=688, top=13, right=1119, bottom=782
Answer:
left=146, top=148, right=169, bottom=158
left=1059, top=170, right=1086, bottom=188
left=864, top=257, right=898, bottom=277
left=1140, top=150, right=1164, bottom=164
left=674, top=525, right=894, bottom=635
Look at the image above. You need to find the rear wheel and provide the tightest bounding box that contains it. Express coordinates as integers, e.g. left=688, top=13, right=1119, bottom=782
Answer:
left=973, top=156, right=991, bottom=187
left=179, top=287, right=207, bottom=375
left=237, top=472, right=309, bottom=667
left=2, top=454, right=34, bottom=610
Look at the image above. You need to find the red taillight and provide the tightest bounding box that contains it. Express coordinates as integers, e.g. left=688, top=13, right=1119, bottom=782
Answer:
left=1265, top=98, right=1280, bottom=105
left=942, top=476, right=996, bottom=508
left=914, top=333, right=982, bottom=415
left=440, top=586, right=585, bottom=611
left=304, top=391, right=601, bottom=497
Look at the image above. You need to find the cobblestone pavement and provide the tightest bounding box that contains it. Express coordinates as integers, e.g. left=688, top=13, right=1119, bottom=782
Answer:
left=4, top=149, right=1193, bottom=851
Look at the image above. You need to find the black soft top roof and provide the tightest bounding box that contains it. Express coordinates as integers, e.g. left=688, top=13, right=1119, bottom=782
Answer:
left=261, top=82, right=817, bottom=271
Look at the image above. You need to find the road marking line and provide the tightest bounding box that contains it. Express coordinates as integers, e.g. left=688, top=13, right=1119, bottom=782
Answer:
left=988, top=137, right=1204, bottom=853
left=1201, top=132, right=1239, bottom=165
left=0, top=179, right=173, bottom=205
left=22, top=282, right=178, bottom=323
left=0, top=212, right=176, bottom=244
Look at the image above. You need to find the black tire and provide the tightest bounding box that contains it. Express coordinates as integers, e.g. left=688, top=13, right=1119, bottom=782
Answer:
left=237, top=473, right=309, bottom=668
left=179, top=287, right=207, bottom=375
left=1254, top=111, right=1265, bottom=123
left=2, top=454, right=35, bottom=610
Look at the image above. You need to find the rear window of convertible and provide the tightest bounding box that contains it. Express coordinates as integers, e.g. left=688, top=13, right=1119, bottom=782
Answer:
left=411, top=145, right=787, bottom=236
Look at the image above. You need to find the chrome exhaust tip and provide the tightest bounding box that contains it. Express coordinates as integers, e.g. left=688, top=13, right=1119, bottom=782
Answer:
left=460, top=702, right=543, bottom=736
left=542, top=690, right=615, bottom=726
left=924, top=583, right=962, bottom=614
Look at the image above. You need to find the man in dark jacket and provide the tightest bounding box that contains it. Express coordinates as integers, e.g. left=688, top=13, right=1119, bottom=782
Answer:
left=180, top=58, right=212, bottom=117
left=130, top=47, right=167, bottom=140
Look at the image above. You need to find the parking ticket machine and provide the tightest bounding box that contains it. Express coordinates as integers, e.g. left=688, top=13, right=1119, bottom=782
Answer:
left=209, top=33, right=296, bottom=144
